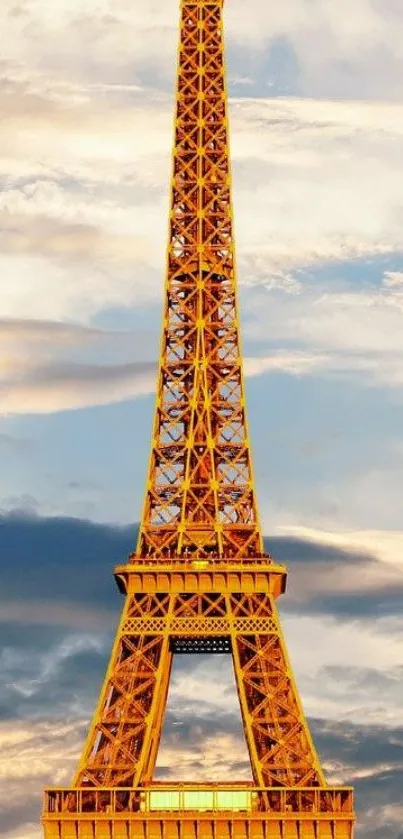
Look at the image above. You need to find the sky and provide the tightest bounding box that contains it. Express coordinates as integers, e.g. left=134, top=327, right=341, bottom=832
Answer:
left=1, top=0, right=403, bottom=836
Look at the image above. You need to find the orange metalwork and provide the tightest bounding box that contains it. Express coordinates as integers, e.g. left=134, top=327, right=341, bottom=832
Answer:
left=42, top=1, right=355, bottom=837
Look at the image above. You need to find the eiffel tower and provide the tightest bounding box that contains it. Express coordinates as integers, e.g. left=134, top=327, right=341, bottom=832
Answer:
left=43, top=1, right=355, bottom=837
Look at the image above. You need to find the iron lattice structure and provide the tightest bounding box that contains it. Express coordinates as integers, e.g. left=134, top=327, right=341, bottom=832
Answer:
left=137, top=0, right=261, bottom=562
left=43, top=1, right=354, bottom=838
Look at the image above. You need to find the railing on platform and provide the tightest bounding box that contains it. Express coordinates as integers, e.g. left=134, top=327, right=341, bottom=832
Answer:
left=43, top=786, right=354, bottom=816
left=122, top=557, right=275, bottom=569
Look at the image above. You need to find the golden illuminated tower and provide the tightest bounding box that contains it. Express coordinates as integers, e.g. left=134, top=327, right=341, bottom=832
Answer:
left=43, top=1, right=354, bottom=837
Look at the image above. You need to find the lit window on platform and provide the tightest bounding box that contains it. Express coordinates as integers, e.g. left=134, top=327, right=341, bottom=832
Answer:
left=148, top=789, right=252, bottom=811
left=149, top=791, right=181, bottom=810
left=216, top=790, right=250, bottom=810
left=182, top=791, right=214, bottom=810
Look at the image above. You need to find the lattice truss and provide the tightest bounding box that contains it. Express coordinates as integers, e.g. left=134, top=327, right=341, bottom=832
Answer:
left=75, top=593, right=324, bottom=790
left=137, top=0, right=262, bottom=561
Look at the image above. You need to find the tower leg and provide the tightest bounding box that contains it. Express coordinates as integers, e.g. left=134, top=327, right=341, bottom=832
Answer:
left=74, top=594, right=172, bottom=787
left=228, top=593, right=324, bottom=788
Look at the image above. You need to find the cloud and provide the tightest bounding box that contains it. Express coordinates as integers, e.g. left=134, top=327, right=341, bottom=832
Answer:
left=265, top=525, right=403, bottom=621
left=383, top=271, right=403, bottom=289
left=0, top=513, right=133, bottom=611
left=0, top=318, right=159, bottom=414
left=0, top=718, right=84, bottom=839
left=0, top=359, right=156, bottom=415
left=276, top=525, right=403, bottom=575
left=234, top=0, right=403, bottom=101
left=243, top=348, right=403, bottom=387
left=240, top=264, right=403, bottom=391
left=244, top=351, right=327, bottom=377
left=0, top=601, right=115, bottom=632
left=270, top=276, right=403, bottom=356
left=312, top=718, right=403, bottom=837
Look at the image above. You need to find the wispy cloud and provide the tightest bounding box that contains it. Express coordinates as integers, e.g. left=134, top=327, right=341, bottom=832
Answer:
left=0, top=360, right=156, bottom=415
left=0, top=719, right=84, bottom=839
left=0, top=319, right=155, bottom=414
left=277, top=523, right=403, bottom=575
left=242, top=267, right=403, bottom=392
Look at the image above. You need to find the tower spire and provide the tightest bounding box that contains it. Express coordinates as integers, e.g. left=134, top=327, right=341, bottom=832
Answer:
left=137, top=0, right=263, bottom=560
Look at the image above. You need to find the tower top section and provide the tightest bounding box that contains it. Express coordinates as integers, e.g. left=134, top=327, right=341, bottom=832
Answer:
left=135, top=0, right=265, bottom=563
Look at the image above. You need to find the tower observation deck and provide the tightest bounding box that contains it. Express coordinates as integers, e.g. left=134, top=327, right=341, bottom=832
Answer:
left=42, top=1, right=355, bottom=837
